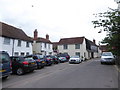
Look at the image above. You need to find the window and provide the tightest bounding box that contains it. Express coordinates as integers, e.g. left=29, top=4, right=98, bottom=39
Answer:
left=26, top=42, right=29, bottom=47
left=75, top=44, right=80, bottom=49
left=14, top=52, right=19, bottom=56
left=75, top=52, right=80, bottom=57
left=63, top=44, right=68, bottom=49
left=4, top=37, right=10, bottom=45
left=44, top=43, right=47, bottom=48
left=26, top=52, right=29, bottom=56
left=21, top=52, right=24, bottom=56
left=48, top=44, right=50, bottom=49
left=18, top=40, right=21, bottom=47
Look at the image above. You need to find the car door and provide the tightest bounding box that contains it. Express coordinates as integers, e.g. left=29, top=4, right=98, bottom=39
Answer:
left=11, top=57, right=20, bottom=72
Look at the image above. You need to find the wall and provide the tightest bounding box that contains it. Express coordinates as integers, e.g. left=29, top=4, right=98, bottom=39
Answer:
left=1, top=36, right=32, bottom=56
left=41, top=43, right=53, bottom=55
left=32, top=41, right=41, bottom=54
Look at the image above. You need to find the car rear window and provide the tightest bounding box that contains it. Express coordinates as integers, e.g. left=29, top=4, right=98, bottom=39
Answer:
left=0, top=53, right=10, bottom=63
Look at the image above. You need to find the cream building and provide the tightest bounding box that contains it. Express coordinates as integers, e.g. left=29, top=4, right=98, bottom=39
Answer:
left=57, top=37, right=99, bottom=60
left=32, top=30, right=53, bottom=55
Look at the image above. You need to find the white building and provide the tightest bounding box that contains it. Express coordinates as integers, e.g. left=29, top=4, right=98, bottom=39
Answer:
left=32, top=30, right=53, bottom=55
left=57, top=37, right=99, bottom=60
left=0, top=22, right=33, bottom=56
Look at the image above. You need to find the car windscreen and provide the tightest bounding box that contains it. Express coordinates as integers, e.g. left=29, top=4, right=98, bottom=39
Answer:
left=102, top=52, right=113, bottom=56
left=71, top=56, right=79, bottom=58
left=24, top=57, right=33, bottom=61
left=0, top=53, right=10, bottom=63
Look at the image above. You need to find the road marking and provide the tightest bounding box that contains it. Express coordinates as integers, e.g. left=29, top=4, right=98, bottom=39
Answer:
left=114, top=65, right=120, bottom=72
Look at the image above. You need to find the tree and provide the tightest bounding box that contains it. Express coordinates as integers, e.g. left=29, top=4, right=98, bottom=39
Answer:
left=92, top=9, right=120, bottom=56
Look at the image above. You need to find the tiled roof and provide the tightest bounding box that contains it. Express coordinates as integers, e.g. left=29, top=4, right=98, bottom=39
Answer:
left=36, top=37, right=52, bottom=44
left=58, top=37, right=85, bottom=45
left=0, top=22, right=32, bottom=42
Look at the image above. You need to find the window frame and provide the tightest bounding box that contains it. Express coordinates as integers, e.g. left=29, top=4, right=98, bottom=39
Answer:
left=75, top=44, right=80, bottom=49
left=17, top=40, right=21, bottom=47
left=63, top=44, right=68, bottom=49
left=3, top=37, right=10, bottom=45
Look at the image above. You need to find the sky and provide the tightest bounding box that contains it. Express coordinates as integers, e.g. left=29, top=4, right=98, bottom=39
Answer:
left=0, top=0, right=118, bottom=45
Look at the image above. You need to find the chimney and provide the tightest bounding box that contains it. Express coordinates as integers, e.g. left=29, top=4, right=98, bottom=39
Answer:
left=93, top=39, right=96, bottom=44
left=34, top=29, right=38, bottom=40
left=46, top=34, right=49, bottom=40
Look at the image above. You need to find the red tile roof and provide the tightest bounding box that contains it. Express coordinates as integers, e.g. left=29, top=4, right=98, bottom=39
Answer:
left=58, top=37, right=85, bottom=45
left=0, top=22, right=32, bottom=42
left=36, top=37, right=52, bottom=44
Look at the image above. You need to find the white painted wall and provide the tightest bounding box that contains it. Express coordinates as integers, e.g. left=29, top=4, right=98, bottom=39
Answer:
left=0, top=36, right=32, bottom=56
left=32, top=41, right=41, bottom=54
left=32, top=42, right=53, bottom=55
left=0, top=37, right=13, bottom=55
left=41, top=42, right=53, bottom=55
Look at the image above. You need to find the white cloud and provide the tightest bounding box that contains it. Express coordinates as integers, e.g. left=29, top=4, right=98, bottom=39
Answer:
left=0, top=0, right=118, bottom=44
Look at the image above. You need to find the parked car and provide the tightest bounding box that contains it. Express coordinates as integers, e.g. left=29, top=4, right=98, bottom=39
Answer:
left=58, top=57, right=67, bottom=63
left=69, top=56, right=81, bottom=64
left=0, top=51, right=12, bottom=79
left=10, top=56, right=37, bottom=75
left=51, top=56, right=60, bottom=64
left=25, top=55, right=45, bottom=69
left=100, top=52, right=115, bottom=64
left=57, top=53, right=70, bottom=61
left=43, top=55, right=53, bottom=66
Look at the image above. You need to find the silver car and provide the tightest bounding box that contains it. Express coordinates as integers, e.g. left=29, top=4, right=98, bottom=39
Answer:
left=100, top=52, right=115, bottom=64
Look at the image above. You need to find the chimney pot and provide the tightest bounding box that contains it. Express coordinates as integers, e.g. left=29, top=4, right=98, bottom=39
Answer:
left=34, top=29, right=38, bottom=40
left=46, top=34, right=49, bottom=40
left=93, top=39, right=96, bottom=44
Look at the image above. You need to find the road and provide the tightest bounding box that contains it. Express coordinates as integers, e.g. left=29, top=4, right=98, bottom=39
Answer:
left=2, top=58, right=119, bottom=88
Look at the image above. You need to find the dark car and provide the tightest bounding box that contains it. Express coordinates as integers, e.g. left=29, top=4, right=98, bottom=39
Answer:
left=25, top=54, right=45, bottom=69
left=0, top=51, right=12, bottom=79
left=58, top=57, right=67, bottom=63
left=10, top=56, right=37, bottom=75
left=43, top=55, right=53, bottom=66
left=51, top=56, right=60, bottom=64
left=57, top=53, right=70, bottom=61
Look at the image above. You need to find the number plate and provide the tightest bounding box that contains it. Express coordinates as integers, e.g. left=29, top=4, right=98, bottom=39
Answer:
left=0, top=70, right=6, bottom=72
left=31, top=63, right=35, bottom=64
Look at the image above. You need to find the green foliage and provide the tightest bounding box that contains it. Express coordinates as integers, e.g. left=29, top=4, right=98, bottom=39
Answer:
left=92, top=9, right=120, bottom=56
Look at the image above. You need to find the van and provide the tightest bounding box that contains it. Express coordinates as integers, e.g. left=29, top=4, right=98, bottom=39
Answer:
left=0, top=51, right=11, bottom=79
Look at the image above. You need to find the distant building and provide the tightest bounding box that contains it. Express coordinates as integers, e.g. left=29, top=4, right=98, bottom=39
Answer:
left=32, top=30, right=53, bottom=55
left=99, top=45, right=109, bottom=52
left=0, top=22, right=33, bottom=56
left=57, top=37, right=100, bottom=60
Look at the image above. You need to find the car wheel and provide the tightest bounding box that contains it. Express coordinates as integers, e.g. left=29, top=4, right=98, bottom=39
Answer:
left=2, top=76, right=8, bottom=79
left=16, top=68, right=24, bottom=75
left=30, top=70, right=34, bottom=72
left=101, top=62, right=103, bottom=64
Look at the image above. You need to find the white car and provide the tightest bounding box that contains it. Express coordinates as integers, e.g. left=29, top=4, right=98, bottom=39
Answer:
left=69, top=56, right=81, bottom=64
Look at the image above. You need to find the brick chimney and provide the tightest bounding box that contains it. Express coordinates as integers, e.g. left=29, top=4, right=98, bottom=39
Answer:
left=34, top=29, right=38, bottom=40
left=46, top=34, right=49, bottom=40
left=93, top=39, right=96, bottom=44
